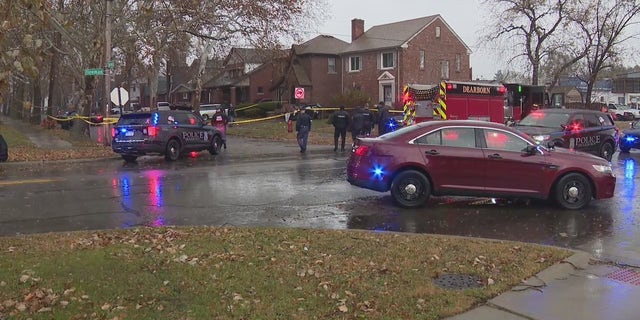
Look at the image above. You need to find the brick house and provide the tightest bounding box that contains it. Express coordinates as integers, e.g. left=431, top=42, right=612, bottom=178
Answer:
left=341, top=15, right=472, bottom=107
left=202, top=48, right=288, bottom=106
left=273, top=35, right=349, bottom=107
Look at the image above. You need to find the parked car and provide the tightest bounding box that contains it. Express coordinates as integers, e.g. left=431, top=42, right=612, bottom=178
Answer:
left=199, top=104, right=223, bottom=120
left=513, top=108, right=618, bottom=161
left=607, top=104, right=635, bottom=121
left=111, top=110, right=225, bottom=162
left=618, top=120, right=640, bottom=153
left=347, top=120, right=615, bottom=210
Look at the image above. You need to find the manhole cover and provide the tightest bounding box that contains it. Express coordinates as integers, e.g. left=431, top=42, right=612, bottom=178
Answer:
left=432, top=274, right=483, bottom=290
left=606, top=269, right=640, bottom=286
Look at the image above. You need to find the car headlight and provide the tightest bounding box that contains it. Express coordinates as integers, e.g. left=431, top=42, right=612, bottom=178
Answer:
left=592, top=164, right=612, bottom=174
left=532, top=135, right=550, bottom=143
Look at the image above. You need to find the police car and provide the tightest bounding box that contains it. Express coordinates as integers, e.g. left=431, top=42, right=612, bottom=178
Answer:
left=514, top=108, right=618, bottom=161
left=112, top=110, right=225, bottom=162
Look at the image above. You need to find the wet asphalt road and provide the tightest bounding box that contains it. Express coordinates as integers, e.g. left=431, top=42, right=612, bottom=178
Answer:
left=0, top=148, right=638, bottom=264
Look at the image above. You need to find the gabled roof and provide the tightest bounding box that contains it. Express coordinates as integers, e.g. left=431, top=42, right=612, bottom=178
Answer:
left=294, top=35, right=349, bottom=55
left=342, top=15, right=471, bottom=54
left=225, top=48, right=266, bottom=65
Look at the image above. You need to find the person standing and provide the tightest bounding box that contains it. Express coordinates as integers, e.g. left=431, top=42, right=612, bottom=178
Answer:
left=296, top=107, right=312, bottom=153
left=331, top=105, right=350, bottom=151
left=361, top=104, right=375, bottom=136
left=377, top=101, right=391, bottom=135
left=350, top=105, right=365, bottom=145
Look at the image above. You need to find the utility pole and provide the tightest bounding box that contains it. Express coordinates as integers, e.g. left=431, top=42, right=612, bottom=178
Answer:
left=104, top=0, right=113, bottom=145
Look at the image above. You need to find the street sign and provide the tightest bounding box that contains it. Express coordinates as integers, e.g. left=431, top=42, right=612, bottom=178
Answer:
left=107, top=61, right=115, bottom=70
left=294, top=87, right=305, bottom=100
left=84, top=68, right=104, bottom=76
left=110, top=87, right=129, bottom=106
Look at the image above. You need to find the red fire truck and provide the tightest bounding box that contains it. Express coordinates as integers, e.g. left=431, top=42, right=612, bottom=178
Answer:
left=403, top=81, right=546, bottom=125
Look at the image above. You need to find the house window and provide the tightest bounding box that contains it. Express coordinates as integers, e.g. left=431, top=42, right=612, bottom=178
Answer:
left=436, top=26, right=441, bottom=38
left=419, top=50, right=425, bottom=70
left=456, top=54, right=461, bottom=72
left=381, top=52, right=394, bottom=69
left=328, top=57, right=336, bottom=73
left=257, top=86, right=264, bottom=95
left=440, top=61, right=449, bottom=79
left=182, top=92, right=188, bottom=100
left=349, top=56, right=361, bottom=72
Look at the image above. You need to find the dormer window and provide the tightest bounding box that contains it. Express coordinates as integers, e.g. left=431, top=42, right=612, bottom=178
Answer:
left=436, top=26, right=441, bottom=38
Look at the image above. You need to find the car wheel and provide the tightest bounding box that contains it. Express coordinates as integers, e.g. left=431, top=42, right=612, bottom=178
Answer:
left=165, top=139, right=181, bottom=161
left=390, top=170, right=430, bottom=208
left=599, top=141, right=614, bottom=161
left=202, top=114, right=209, bottom=121
left=122, top=155, right=137, bottom=163
left=554, top=173, right=592, bottom=210
left=209, top=135, right=223, bottom=155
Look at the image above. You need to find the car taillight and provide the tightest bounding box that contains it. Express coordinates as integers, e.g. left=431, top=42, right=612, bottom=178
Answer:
left=147, top=126, right=158, bottom=136
left=353, top=145, right=370, bottom=156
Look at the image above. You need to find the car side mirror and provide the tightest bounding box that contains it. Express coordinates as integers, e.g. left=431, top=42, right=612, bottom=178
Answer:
left=523, top=145, right=539, bottom=155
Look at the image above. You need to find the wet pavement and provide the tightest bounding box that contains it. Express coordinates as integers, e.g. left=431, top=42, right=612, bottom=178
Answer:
left=0, top=134, right=638, bottom=264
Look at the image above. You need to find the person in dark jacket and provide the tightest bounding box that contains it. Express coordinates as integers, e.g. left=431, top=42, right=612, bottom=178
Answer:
left=331, top=105, right=350, bottom=151
left=350, top=105, right=365, bottom=144
left=361, top=104, right=375, bottom=136
left=296, top=107, right=312, bottom=153
left=376, top=101, right=392, bottom=136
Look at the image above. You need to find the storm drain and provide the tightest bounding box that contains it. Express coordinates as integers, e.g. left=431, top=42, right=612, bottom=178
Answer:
left=432, top=274, right=483, bottom=290
left=605, top=269, right=640, bottom=286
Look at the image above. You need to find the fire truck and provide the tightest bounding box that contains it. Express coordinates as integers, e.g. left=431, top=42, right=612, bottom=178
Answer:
left=403, top=81, right=546, bottom=124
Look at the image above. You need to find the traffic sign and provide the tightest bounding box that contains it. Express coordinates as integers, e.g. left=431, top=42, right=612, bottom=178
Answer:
left=107, top=61, right=115, bottom=70
left=85, top=68, right=104, bottom=76
left=110, top=87, right=129, bottom=106
left=294, top=87, right=305, bottom=100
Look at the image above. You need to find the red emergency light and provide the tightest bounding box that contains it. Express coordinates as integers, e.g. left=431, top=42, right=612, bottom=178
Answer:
left=446, top=83, right=453, bottom=90
left=498, top=85, right=506, bottom=94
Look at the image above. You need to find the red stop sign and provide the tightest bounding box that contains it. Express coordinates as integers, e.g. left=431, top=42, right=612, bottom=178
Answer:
left=294, top=87, right=305, bottom=100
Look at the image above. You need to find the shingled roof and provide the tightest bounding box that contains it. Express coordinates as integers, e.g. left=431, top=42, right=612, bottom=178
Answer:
left=293, top=35, right=350, bottom=55
left=343, top=15, right=470, bottom=54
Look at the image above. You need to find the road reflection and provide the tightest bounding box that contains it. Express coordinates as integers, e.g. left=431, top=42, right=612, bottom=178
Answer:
left=111, top=169, right=166, bottom=228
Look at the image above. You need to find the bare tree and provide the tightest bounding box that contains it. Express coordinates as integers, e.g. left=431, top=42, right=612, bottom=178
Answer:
left=481, top=0, right=575, bottom=85
left=571, top=0, right=640, bottom=106
left=180, top=0, right=327, bottom=112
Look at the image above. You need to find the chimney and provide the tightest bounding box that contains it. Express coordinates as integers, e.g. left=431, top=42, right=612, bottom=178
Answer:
left=351, top=18, right=364, bottom=41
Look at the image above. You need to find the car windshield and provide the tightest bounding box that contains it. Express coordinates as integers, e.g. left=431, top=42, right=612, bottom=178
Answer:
left=518, top=111, right=570, bottom=128
left=118, top=113, right=152, bottom=125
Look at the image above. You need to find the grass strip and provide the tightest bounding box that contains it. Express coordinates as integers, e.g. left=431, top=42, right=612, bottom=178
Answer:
left=0, top=226, right=571, bottom=319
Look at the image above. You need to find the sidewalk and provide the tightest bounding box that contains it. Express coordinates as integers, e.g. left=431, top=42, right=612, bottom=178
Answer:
left=448, top=251, right=640, bottom=320
left=0, top=114, right=72, bottom=149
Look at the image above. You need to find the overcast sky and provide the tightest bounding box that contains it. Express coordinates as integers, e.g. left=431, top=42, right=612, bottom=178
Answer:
left=312, top=0, right=504, bottom=80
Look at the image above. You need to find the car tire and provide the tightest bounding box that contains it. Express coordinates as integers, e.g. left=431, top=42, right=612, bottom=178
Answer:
left=165, top=139, right=181, bottom=161
left=202, top=114, right=209, bottom=121
left=122, top=155, right=137, bottom=163
left=209, top=135, right=223, bottom=155
left=554, top=173, right=592, bottom=210
left=390, top=170, right=431, bottom=208
left=599, top=141, right=614, bottom=161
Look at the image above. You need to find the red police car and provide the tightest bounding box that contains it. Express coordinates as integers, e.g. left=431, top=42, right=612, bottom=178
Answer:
left=347, top=120, right=615, bottom=210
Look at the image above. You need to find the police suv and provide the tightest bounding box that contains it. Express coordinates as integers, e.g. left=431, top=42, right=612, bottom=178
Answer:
left=514, top=108, right=618, bottom=161
left=112, top=110, right=225, bottom=162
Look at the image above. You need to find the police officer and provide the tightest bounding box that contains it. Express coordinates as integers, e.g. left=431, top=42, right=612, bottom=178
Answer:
left=351, top=105, right=365, bottom=145
left=296, top=107, right=312, bottom=153
left=376, top=101, right=391, bottom=135
left=361, top=104, right=375, bottom=136
left=331, top=105, right=350, bottom=151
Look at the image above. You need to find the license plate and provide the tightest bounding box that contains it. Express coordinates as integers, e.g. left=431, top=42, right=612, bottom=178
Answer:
left=125, top=131, right=134, bottom=137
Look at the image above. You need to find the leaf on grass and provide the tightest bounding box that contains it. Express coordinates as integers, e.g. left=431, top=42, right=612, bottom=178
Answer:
left=338, top=305, right=348, bottom=312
